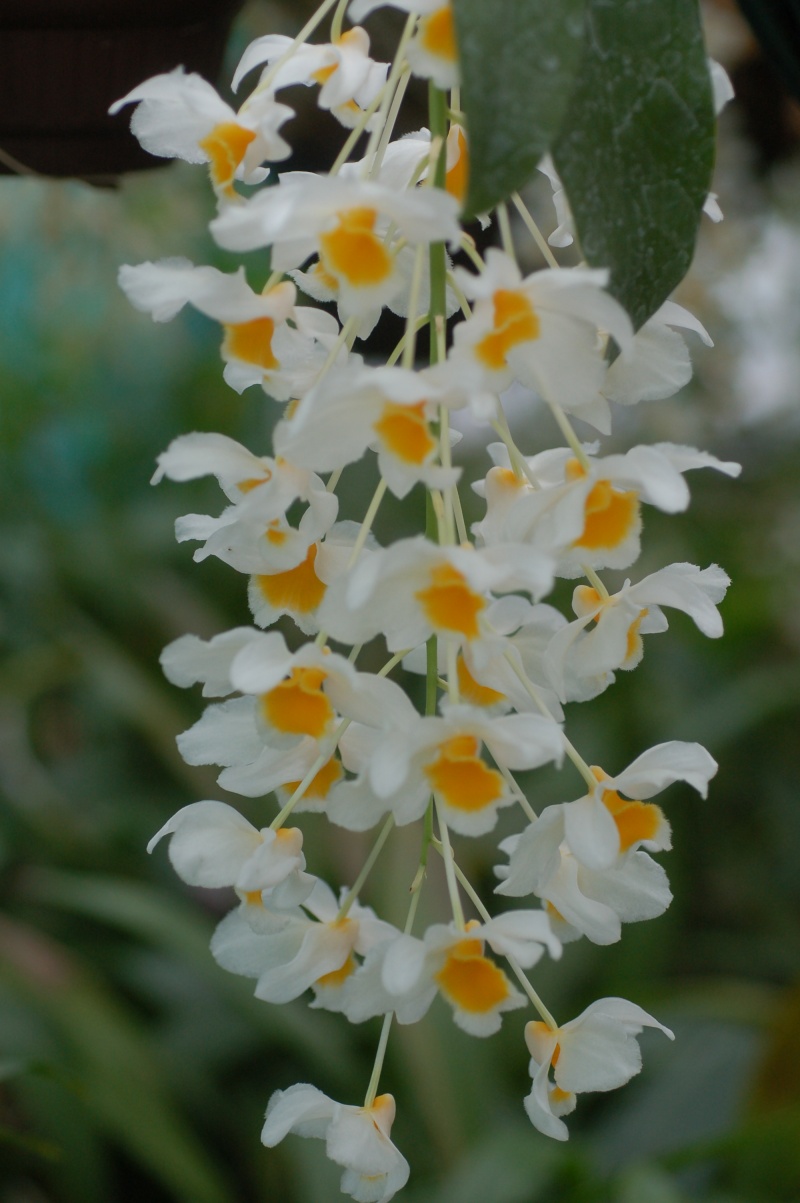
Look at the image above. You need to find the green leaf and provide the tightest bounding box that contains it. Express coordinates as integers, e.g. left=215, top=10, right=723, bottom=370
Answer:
left=453, top=0, right=586, bottom=218
left=0, top=1121, right=61, bottom=1162
left=23, top=868, right=357, bottom=1078
left=0, top=916, right=231, bottom=1203
left=553, top=0, right=715, bottom=329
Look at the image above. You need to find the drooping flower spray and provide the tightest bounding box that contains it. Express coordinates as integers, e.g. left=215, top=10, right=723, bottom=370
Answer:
left=114, top=0, right=736, bottom=1195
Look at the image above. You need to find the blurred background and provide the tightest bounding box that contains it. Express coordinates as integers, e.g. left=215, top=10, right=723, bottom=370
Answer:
left=2, top=1, right=800, bottom=1200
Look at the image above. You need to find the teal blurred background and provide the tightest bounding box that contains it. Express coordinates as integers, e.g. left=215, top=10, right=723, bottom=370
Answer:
left=2, top=2, right=800, bottom=1200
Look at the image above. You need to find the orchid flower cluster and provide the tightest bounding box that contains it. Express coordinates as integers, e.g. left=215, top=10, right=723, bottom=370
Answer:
left=113, top=1, right=738, bottom=1197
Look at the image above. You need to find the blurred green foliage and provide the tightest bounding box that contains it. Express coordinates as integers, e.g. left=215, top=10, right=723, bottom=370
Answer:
left=2, top=6, right=800, bottom=1202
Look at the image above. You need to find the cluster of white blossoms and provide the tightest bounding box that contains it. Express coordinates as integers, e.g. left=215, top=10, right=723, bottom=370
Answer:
left=114, top=1, right=738, bottom=1197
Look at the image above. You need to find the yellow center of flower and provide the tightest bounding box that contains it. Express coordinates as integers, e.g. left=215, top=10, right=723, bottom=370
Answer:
left=574, top=586, right=648, bottom=666
left=263, top=522, right=286, bottom=546
left=373, top=401, right=435, bottom=464
left=222, top=317, right=279, bottom=371
left=623, top=609, right=648, bottom=664
left=574, top=584, right=602, bottom=613
left=528, top=1019, right=556, bottom=1045
left=435, top=939, right=511, bottom=1014
left=315, top=952, right=357, bottom=989
left=590, top=766, right=663, bottom=852
left=319, top=207, right=394, bottom=289
left=284, top=755, right=343, bottom=801
left=261, top=666, right=333, bottom=738
left=563, top=459, right=639, bottom=552
left=274, top=825, right=302, bottom=848
left=424, top=734, right=505, bottom=813
left=416, top=562, right=485, bottom=638
left=366, top=1093, right=396, bottom=1139
left=312, top=63, right=338, bottom=87
left=237, top=472, right=271, bottom=494
left=199, top=121, right=256, bottom=196
left=418, top=4, right=457, bottom=61
left=497, top=465, right=526, bottom=489
left=255, top=544, right=327, bottom=615
left=445, top=125, right=469, bottom=204
left=456, top=655, right=506, bottom=707
left=312, top=28, right=363, bottom=85
left=602, top=787, right=663, bottom=852
left=475, top=289, right=541, bottom=371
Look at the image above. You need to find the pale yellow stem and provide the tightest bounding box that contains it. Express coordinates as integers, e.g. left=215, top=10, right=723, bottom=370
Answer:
left=338, top=814, right=395, bottom=919
left=435, top=799, right=465, bottom=929
left=347, top=477, right=388, bottom=569
left=510, top=190, right=560, bottom=270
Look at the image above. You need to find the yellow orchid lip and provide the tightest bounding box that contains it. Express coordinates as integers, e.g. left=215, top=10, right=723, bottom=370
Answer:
left=199, top=121, right=256, bottom=196
left=256, top=543, right=327, bottom=615
left=601, top=787, right=663, bottom=851
left=223, top=316, right=279, bottom=370
left=415, top=562, right=485, bottom=639
left=418, top=5, right=458, bottom=63
left=475, top=288, right=541, bottom=370
left=283, top=755, right=343, bottom=801
left=435, top=941, right=511, bottom=1014
left=261, top=665, right=334, bottom=738
left=424, top=734, right=504, bottom=813
left=572, top=479, right=640, bottom=551
left=373, top=401, right=435, bottom=465
left=319, top=207, right=395, bottom=288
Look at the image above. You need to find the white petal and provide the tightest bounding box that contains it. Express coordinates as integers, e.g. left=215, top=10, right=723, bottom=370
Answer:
left=147, top=800, right=261, bottom=885
left=555, top=1015, right=644, bottom=1093
left=327, top=1105, right=398, bottom=1176
left=210, top=907, right=299, bottom=979
left=603, top=321, right=691, bottom=406
left=481, top=910, right=562, bottom=966
left=261, top=1083, right=335, bottom=1145
left=176, top=696, right=263, bottom=767
left=563, top=794, right=621, bottom=871
left=152, top=431, right=268, bottom=488
left=160, top=627, right=259, bottom=695
left=496, top=806, right=565, bottom=897
left=631, top=563, right=730, bottom=638
left=612, top=741, right=717, bottom=799
left=523, top=1060, right=569, bottom=1141
left=254, top=922, right=354, bottom=1003
left=217, top=738, right=319, bottom=798
left=110, top=69, right=232, bottom=162
left=652, top=442, right=741, bottom=479
left=381, top=934, right=428, bottom=996
left=541, top=854, right=623, bottom=945
left=579, top=852, right=672, bottom=926
left=228, top=631, right=293, bottom=694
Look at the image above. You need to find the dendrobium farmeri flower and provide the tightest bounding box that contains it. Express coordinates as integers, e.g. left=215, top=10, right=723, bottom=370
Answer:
left=115, top=1, right=737, bottom=1196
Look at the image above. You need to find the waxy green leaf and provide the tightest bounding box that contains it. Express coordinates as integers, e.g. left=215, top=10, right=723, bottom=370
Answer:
left=553, top=0, right=715, bottom=330
left=453, top=0, right=586, bottom=218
